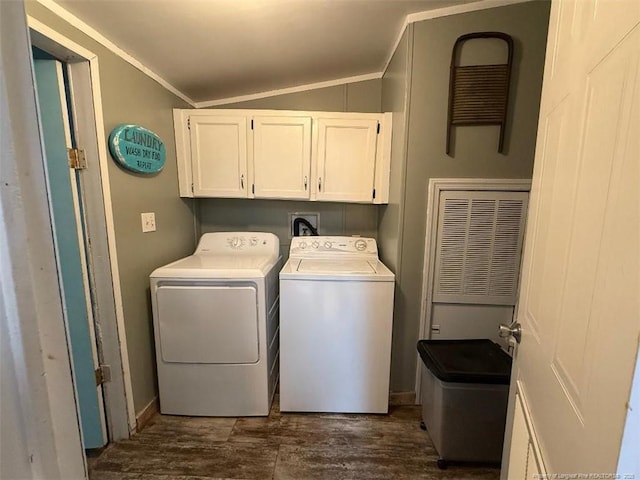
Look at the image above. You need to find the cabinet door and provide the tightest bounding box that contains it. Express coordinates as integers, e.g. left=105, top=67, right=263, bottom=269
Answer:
left=190, top=115, right=248, bottom=197
left=314, top=118, right=378, bottom=202
left=252, top=116, right=311, bottom=199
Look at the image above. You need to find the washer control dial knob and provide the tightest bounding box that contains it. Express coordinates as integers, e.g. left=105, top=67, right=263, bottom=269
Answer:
left=324, top=241, right=333, bottom=249
left=229, top=237, right=245, bottom=249
left=299, top=241, right=307, bottom=249
left=249, top=237, right=258, bottom=247
left=354, top=239, right=368, bottom=251
left=312, top=241, right=320, bottom=249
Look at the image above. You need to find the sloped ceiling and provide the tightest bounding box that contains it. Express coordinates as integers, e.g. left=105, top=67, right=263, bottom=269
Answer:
left=51, top=0, right=490, bottom=105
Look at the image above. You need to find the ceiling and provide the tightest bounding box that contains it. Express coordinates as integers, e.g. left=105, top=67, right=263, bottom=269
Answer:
left=53, top=0, right=484, bottom=105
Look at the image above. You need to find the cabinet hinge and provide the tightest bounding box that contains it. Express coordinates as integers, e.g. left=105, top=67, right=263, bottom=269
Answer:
left=252, top=184, right=255, bottom=194
left=376, top=122, right=381, bottom=134
left=187, top=117, right=191, bottom=129
left=67, top=148, right=87, bottom=170
left=95, top=365, right=111, bottom=386
left=191, top=183, right=194, bottom=194
left=251, top=119, right=254, bottom=130
left=373, top=188, right=376, bottom=199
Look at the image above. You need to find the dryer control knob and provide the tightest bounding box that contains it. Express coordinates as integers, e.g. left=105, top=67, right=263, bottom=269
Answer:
left=312, top=241, right=320, bottom=249
left=324, top=241, right=333, bottom=249
left=354, top=239, right=368, bottom=251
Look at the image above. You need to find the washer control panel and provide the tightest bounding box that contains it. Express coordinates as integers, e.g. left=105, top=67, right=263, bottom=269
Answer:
left=290, top=236, right=378, bottom=257
left=195, top=232, right=279, bottom=256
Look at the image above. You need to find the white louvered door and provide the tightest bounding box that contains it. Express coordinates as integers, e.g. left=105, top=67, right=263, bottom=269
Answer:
left=431, top=190, right=528, bottom=343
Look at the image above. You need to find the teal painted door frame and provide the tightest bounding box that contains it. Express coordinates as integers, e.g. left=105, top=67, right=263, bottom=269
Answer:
left=33, top=58, right=107, bottom=449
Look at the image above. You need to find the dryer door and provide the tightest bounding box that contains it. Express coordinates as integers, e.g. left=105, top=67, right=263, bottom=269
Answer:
left=156, top=284, right=259, bottom=364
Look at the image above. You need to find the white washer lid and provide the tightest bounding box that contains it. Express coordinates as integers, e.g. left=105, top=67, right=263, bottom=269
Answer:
left=297, top=259, right=376, bottom=274
left=280, top=258, right=395, bottom=282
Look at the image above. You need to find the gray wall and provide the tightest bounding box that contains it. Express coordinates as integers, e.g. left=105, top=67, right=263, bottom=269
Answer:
left=385, top=1, right=550, bottom=391
left=27, top=3, right=196, bottom=415
left=378, top=26, right=414, bottom=392
left=217, top=79, right=381, bottom=112
left=199, top=200, right=378, bottom=258
left=378, top=27, right=412, bottom=274
left=200, top=79, right=383, bottom=255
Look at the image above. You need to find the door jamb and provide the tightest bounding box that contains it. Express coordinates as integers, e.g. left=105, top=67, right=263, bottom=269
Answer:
left=414, top=178, right=531, bottom=402
left=28, top=16, right=136, bottom=438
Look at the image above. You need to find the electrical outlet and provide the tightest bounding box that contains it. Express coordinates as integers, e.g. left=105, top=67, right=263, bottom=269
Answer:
left=141, top=212, right=156, bottom=232
left=289, top=212, right=319, bottom=237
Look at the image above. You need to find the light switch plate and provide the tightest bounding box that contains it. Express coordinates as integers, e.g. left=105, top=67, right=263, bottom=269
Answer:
left=141, top=212, right=156, bottom=232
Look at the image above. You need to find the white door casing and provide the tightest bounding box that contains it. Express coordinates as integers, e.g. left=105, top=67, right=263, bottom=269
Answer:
left=28, top=16, right=136, bottom=437
left=504, top=0, right=640, bottom=476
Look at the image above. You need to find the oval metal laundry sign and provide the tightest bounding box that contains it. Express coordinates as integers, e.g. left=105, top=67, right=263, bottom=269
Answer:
left=108, top=124, right=166, bottom=174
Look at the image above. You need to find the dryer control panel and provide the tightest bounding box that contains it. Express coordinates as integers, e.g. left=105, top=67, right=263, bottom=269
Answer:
left=195, top=232, right=280, bottom=256
left=289, top=236, right=378, bottom=258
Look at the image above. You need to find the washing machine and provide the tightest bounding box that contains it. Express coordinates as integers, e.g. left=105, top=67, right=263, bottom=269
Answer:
left=279, top=236, right=395, bottom=413
left=150, top=232, right=281, bottom=416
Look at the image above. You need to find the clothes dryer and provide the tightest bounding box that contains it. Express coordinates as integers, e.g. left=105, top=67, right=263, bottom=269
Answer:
left=150, top=232, right=281, bottom=416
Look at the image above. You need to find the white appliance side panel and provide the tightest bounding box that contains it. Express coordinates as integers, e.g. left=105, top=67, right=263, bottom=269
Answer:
left=430, top=303, right=514, bottom=348
left=280, top=279, right=394, bottom=413
left=156, top=284, right=259, bottom=364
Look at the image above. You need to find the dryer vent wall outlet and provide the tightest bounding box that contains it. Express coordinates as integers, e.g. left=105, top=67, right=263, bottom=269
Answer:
left=289, top=213, right=319, bottom=237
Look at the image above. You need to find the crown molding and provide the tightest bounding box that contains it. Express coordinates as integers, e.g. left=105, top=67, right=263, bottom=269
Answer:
left=35, top=0, right=196, bottom=106
left=382, top=0, right=533, bottom=75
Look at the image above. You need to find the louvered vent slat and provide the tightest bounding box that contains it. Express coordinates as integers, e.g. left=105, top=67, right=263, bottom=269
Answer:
left=437, top=199, right=469, bottom=295
left=433, top=191, right=528, bottom=306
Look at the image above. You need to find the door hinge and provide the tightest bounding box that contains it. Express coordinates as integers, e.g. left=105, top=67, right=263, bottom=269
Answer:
left=251, top=119, right=254, bottom=130
left=373, top=188, right=376, bottom=199
left=187, top=117, right=191, bottom=129
left=376, top=122, right=380, bottom=134
left=67, top=148, right=87, bottom=170
left=95, top=365, right=111, bottom=386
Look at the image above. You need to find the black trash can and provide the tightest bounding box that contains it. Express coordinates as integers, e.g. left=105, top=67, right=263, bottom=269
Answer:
left=417, top=339, right=512, bottom=468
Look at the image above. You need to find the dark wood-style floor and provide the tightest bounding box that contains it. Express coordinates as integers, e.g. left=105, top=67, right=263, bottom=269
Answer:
left=89, top=396, right=500, bottom=480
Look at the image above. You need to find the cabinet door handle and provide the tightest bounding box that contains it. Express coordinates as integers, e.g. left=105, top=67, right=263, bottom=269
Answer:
left=304, top=176, right=308, bottom=190
left=240, top=174, right=244, bottom=189
left=318, top=177, right=322, bottom=192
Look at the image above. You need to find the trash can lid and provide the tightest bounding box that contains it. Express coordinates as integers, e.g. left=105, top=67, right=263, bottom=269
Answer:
left=417, top=339, right=512, bottom=385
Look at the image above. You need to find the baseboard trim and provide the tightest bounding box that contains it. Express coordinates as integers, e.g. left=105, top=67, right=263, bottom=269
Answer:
left=135, top=396, right=159, bottom=433
left=389, top=391, right=416, bottom=406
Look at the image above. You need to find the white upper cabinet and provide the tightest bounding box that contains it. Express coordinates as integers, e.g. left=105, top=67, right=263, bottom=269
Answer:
left=173, top=109, right=391, bottom=203
left=313, top=117, right=378, bottom=202
left=188, top=115, right=248, bottom=197
left=251, top=115, right=311, bottom=199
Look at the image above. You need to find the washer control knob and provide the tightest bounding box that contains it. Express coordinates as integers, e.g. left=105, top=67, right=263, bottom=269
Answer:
left=299, top=241, right=307, bottom=249
left=324, top=241, right=332, bottom=249
left=312, top=241, right=320, bottom=249
left=249, top=237, right=258, bottom=246
left=229, top=237, right=243, bottom=249
left=354, top=239, right=368, bottom=251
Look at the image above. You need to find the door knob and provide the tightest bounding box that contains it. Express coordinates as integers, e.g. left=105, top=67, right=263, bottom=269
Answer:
left=499, top=321, right=522, bottom=344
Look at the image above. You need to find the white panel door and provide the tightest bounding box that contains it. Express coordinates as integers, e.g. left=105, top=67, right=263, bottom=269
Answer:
left=190, top=115, right=248, bottom=197
left=252, top=115, right=311, bottom=199
left=314, top=118, right=378, bottom=202
left=503, top=0, right=640, bottom=476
